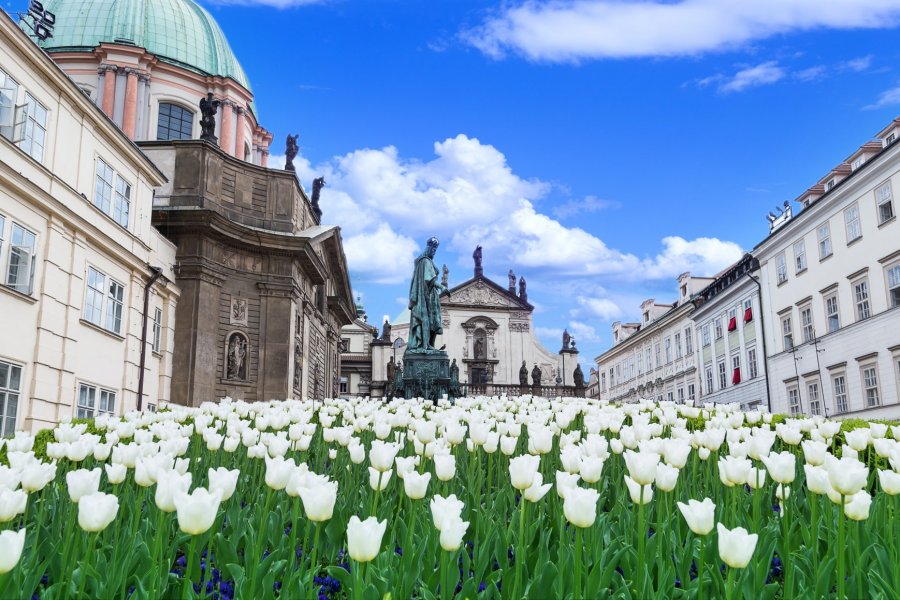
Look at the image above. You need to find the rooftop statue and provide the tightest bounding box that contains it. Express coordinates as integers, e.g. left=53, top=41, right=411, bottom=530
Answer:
left=311, top=176, right=325, bottom=221
left=199, top=93, right=220, bottom=143
left=473, top=245, right=483, bottom=276
left=285, top=134, right=299, bottom=172
left=407, top=237, right=447, bottom=352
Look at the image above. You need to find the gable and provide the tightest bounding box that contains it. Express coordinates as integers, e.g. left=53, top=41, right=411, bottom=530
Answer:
left=443, top=278, right=531, bottom=311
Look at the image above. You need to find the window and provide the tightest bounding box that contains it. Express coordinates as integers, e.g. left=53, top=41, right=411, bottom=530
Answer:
left=339, top=377, right=348, bottom=395
left=77, top=383, right=116, bottom=419
left=800, top=305, right=814, bottom=343
left=851, top=156, right=865, bottom=171
left=94, top=159, right=131, bottom=228
left=862, top=365, right=880, bottom=407
left=702, top=324, right=711, bottom=347
left=156, top=102, right=194, bottom=141
left=808, top=381, right=821, bottom=416
left=888, top=264, right=900, bottom=308
left=717, top=360, right=727, bottom=389
left=655, top=343, right=661, bottom=368
left=0, top=360, right=22, bottom=437
left=0, top=68, right=20, bottom=141
left=854, top=279, right=871, bottom=321
left=817, top=224, right=832, bottom=260
left=781, top=315, right=793, bottom=351
left=83, top=267, right=126, bottom=335
left=794, top=240, right=807, bottom=273
left=687, top=384, right=696, bottom=403
left=727, top=308, right=737, bottom=332
left=742, top=298, right=753, bottom=323
left=667, top=391, right=674, bottom=402
left=714, top=319, right=723, bottom=340
left=674, top=333, right=682, bottom=359
left=664, top=338, right=672, bottom=363
left=684, top=327, right=693, bottom=354
left=731, top=354, right=741, bottom=385
left=677, top=387, right=684, bottom=403
left=705, top=366, right=713, bottom=394
left=825, top=294, right=840, bottom=332
left=151, top=307, right=163, bottom=353
left=600, top=372, right=606, bottom=393
left=645, top=348, right=651, bottom=372
left=4, top=222, right=37, bottom=295
left=888, top=132, right=897, bottom=145
left=788, top=386, right=801, bottom=416
left=876, top=181, right=894, bottom=224
left=776, top=253, right=788, bottom=284
left=832, top=375, right=848, bottom=414
left=845, top=203, right=862, bottom=243
left=747, top=347, right=758, bottom=379
left=16, top=93, right=47, bottom=162
left=637, top=351, right=643, bottom=375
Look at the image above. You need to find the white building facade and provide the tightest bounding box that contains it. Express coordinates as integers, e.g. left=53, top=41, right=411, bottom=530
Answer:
left=691, top=255, right=769, bottom=410
left=595, top=273, right=711, bottom=404
left=0, top=12, right=179, bottom=434
left=755, top=119, right=900, bottom=419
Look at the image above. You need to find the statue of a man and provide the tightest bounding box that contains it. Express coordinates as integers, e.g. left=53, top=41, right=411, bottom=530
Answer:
left=381, top=318, right=392, bottom=342
left=310, top=176, right=325, bottom=221
left=407, top=237, right=446, bottom=351
left=441, top=264, right=449, bottom=289
left=199, top=93, right=220, bottom=142
left=473, top=245, right=483, bottom=276
left=531, top=364, right=542, bottom=387
left=518, top=276, right=527, bottom=301
left=285, top=134, right=299, bottom=172
left=508, top=269, right=516, bottom=292
left=519, top=360, right=528, bottom=386
left=562, top=328, right=571, bottom=350
left=449, top=359, right=461, bottom=397
left=386, top=356, right=396, bottom=388
left=573, top=364, right=585, bottom=388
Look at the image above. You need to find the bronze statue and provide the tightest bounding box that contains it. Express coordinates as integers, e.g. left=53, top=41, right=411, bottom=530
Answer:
left=441, top=264, right=449, bottom=289
left=573, top=364, right=585, bottom=388
left=386, top=356, right=396, bottom=389
left=449, top=359, right=462, bottom=397
left=393, top=364, right=404, bottom=397
left=473, top=245, right=483, bottom=276
left=199, top=93, right=220, bottom=143
left=407, top=237, right=446, bottom=352
left=285, top=134, right=299, bottom=172
left=518, top=276, right=527, bottom=302
left=310, top=176, right=325, bottom=221
left=381, top=318, right=392, bottom=342
left=531, top=364, right=542, bottom=387
left=519, top=360, right=528, bottom=386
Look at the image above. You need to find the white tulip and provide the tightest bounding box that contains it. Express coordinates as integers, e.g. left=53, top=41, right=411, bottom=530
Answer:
left=624, top=475, right=653, bottom=504
left=0, top=488, right=27, bottom=523
left=717, top=523, right=758, bottom=568
left=346, top=515, right=386, bottom=562
left=434, top=454, right=456, bottom=482
left=0, top=528, right=26, bottom=573
left=66, top=468, right=101, bottom=503
left=105, top=463, right=127, bottom=485
left=523, top=472, right=552, bottom=502
left=677, top=498, right=715, bottom=535
left=78, top=492, right=119, bottom=532
left=174, top=488, right=222, bottom=535
left=509, top=455, right=540, bottom=490
left=368, top=466, right=392, bottom=491
left=562, top=486, right=599, bottom=528
left=403, top=471, right=431, bottom=500
left=624, top=450, right=659, bottom=486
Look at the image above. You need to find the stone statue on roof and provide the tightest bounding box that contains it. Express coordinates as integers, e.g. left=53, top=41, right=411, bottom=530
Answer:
left=285, top=134, right=299, bottom=172
left=199, top=93, right=221, bottom=143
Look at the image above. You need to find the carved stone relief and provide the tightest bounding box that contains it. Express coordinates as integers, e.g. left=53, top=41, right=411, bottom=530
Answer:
left=230, top=297, right=248, bottom=326
left=449, top=282, right=513, bottom=307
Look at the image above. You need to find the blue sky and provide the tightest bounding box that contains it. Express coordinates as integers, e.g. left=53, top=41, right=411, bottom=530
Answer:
left=197, top=0, right=900, bottom=370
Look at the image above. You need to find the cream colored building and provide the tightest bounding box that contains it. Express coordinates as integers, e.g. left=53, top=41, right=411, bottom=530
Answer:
left=338, top=300, right=378, bottom=398
left=0, top=11, right=179, bottom=434
left=755, top=118, right=900, bottom=419
left=595, top=273, right=712, bottom=404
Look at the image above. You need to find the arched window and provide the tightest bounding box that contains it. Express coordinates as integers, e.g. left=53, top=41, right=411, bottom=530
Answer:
left=244, top=142, right=252, bottom=162
left=157, top=102, right=194, bottom=141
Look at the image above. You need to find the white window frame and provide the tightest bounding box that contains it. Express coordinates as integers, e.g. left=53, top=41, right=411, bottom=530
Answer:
left=674, top=332, right=682, bottom=359
left=76, top=383, right=116, bottom=419
left=800, top=305, right=814, bottom=343
left=705, top=366, right=713, bottom=395
left=654, top=343, right=661, bottom=368
left=781, top=315, right=793, bottom=351
left=776, top=253, right=788, bottom=284
left=664, top=337, right=672, bottom=364
left=0, top=68, right=20, bottom=140
left=677, top=387, right=684, bottom=403
left=807, top=380, right=822, bottom=416
left=886, top=262, right=900, bottom=309
left=747, top=347, right=758, bottom=379
left=702, top=324, right=711, bottom=347
left=853, top=278, right=871, bottom=321
left=817, top=223, right=832, bottom=260
left=151, top=306, right=163, bottom=353
left=714, top=318, right=723, bottom=340
left=94, top=158, right=131, bottom=229
left=16, top=92, right=47, bottom=162
left=687, top=384, right=696, bottom=403
left=717, top=360, right=727, bottom=390
left=83, top=266, right=126, bottom=335
left=793, top=239, right=807, bottom=273
left=825, top=293, right=840, bottom=333
left=0, top=359, right=22, bottom=438
left=832, top=374, right=848, bottom=414
left=844, top=203, right=862, bottom=243
left=787, top=385, right=801, bottom=416
left=684, top=327, right=693, bottom=355
left=862, top=364, right=880, bottom=407
left=4, top=220, right=37, bottom=295
left=876, top=180, right=894, bottom=225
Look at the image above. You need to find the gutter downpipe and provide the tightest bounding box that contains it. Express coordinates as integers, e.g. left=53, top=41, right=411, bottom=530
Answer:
left=747, top=263, right=773, bottom=413
left=137, top=266, right=163, bottom=411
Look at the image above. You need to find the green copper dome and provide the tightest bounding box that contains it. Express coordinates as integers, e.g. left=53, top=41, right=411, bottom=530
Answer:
left=31, top=0, right=251, bottom=91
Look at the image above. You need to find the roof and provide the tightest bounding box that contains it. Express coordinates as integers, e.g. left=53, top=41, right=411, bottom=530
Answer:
left=30, top=0, right=251, bottom=91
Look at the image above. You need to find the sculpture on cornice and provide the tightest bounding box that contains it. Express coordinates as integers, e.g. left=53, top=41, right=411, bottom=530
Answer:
left=285, top=134, right=299, bottom=172
left=380, top=318, right=392, bottom=342
left=518, top=276, right=527, bottom=302
left=508, top=270, right=516, bottom=293
left=519, top=360, right=529, bottom=386
left=199, top=93, right=221, bottom=143
left=441, top=264, right=449, bottom=289
left=311, top=176, right=325, bottom=221
left=573, top=364, right=585, bottom=388
left=531, top=363, right=542, bottom=387
left=407, top=237, right=447, bottom=351
left=562, top=329, right=571, bottom=351
left=386, top=356, right=396, bottom=391
left=473, top=245, right=483, bottom=277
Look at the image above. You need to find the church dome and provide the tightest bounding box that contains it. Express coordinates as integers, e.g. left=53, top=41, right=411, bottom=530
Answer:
left=32, top=0, right=251, bottom=91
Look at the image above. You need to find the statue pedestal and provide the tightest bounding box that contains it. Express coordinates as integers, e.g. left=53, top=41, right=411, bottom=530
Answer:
left=400, top=350, right=451, bottom=402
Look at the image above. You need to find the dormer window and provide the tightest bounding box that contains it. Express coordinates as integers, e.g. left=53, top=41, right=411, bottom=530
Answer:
left=643, top=311, right=649, bottom=323
left=887, top=132, right=896, bottom=145
left=826, top=179, right=835, bottom=191
left=851, top=157, right=864, bottom=171
left=680, top=285, right=687, bottom=297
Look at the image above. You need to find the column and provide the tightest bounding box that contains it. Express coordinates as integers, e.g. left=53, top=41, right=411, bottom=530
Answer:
left=101, top=65, right=117, bottom=118
left=220, top=101, right=234, bottom=156
left=261, top=150, right=269, bottom=168
left=233, top=107, right=246, bottom=161
left=122, top=69, right=139, bottom=138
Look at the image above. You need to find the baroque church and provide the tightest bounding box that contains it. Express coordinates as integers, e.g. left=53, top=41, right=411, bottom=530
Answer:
left=1, top=0, right=354, bottom=433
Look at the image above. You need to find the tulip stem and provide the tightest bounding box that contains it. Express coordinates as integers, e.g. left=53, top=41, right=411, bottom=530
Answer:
left=440, top=550, right=450, bottom=600
left=725, top=565, right=736, bottom=600
left=184, top=535, right=198, bottom=597
left=77, top=533, right=97, bottom=599
left=837, top=494, right=845, bottom=600
left=308, top=522, right=321, bottom=600
left=249, top=487, right=274, bottom=599
left=574, top=526, right=583, bottom=600
left=354, top=559, right=364, bottom=600
left=697, top=537, right=704, bottom=600
left=853, top=522, right=862, bottom=600
left=782, top=484, right=791, bottom=597
left=514, top=496, right=526, bottom=598
left=637, top=486, right=645, bottom=597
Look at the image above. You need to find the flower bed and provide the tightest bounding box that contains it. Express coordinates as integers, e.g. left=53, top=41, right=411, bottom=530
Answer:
left=0, top=397, right=898, bottom=599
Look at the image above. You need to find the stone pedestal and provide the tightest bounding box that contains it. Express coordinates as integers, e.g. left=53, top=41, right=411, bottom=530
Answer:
left=400, top=350, right=451, bottom=402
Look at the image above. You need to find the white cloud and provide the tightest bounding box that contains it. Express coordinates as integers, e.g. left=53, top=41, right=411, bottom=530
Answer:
left=641, top=236, right=743, bottom=279
left=552, top=195, right=619, bottom=219
left=575, top=297, right=623, bottom=321
left=719, top=61, right=785, bottom=92
left=293, top=135, right=741, bottom=284
left=841, top=55, right=874, bottom=72
left=866, top=84, right=900, bottom=109
left=465, top=0, right=900, bottom=62
left=568, top=320, right=602, bottom=344
left=203, top=0, right=325, bottom=7
left=794, top=65, right=827, bottom=82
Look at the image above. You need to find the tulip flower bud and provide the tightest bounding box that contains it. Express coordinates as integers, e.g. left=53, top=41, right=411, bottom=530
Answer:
left=298, top=479, right=338, bottom=522
left=878, top=469, right=900, bottom=495
left=624, top=475, right=653, bottom=504
left=655, top=463, right=679, bottom=492
left=843, top=490, right=871, bottom=521
left=0, top=488, right=27, bottom=523
left=403, top=471, right=431, bottom=500
left=174, top=488, right=222, bottom=535
left=155, top=471, right=193, bottom=513
left=434, top=454, right=456, bottom=482
left=563, top=485, right=599, bottom=528
left=508, top=455, right=540, bottom=490
left=438, top=516, right=469, bottom=551
left=0, top=528, right=26, bottom=574
left=208, top=467, right=240, bottom=502
left=717, top=523, right=758, bottom=568
left=78, top=492, right=119, bottom=532
left=347, top=515, right=386, bottom=562
left=523, top=472, right=552, bottom=503
left=368, top=466, right=392, bottom=491
left=677, top=498, right=715, bottom=536
left=430, top=494, right=465, bottom=531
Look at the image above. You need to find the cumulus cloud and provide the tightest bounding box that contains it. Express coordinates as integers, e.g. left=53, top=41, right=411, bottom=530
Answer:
left=866, top=85, right=900, bottom=109
left=575, top=297, right=623, bottom=321
left=465, top=1, right=900, bottom=62
left=203, top=0, right=325, bottom=7
left=552, top=195, right=619, bottom=219
left=568, top=320, right=601, bottom=343
left=293, top=134, right=741, bottom=284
